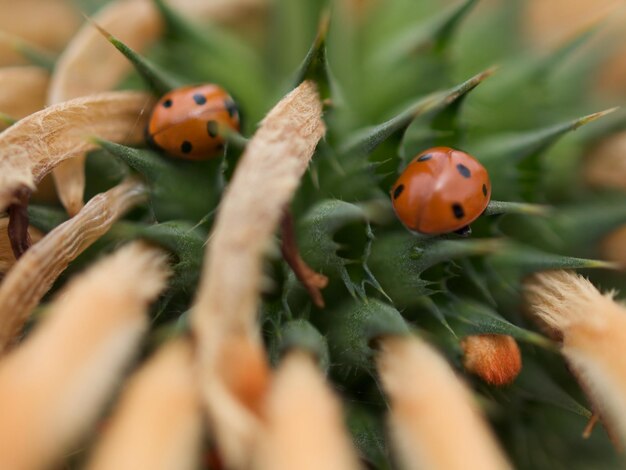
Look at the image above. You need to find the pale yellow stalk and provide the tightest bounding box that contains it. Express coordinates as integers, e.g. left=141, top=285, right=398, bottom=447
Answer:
left=0, top=242, right=169, bottom=470
left=87, top=338, right=202, bottom=470
left=191, top=80, right=325, bottom=469
left=377, top=335, right=512, bottom=470
left=253, top=351, right=362, bottom=470
left=0, top=179, right=147, bottom=352
left=525, top=270, right=626, bottom=444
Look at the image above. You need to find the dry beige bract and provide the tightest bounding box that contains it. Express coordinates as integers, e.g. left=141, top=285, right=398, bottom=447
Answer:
left=601, top=225, right=626, bottom=266
left=0, top=178, right=147, bottom=352
left=87, top=338, right=202, bottom=470
left=0, top=90, right=152, bottom=211
left=0, top=66, right=49, bottom=130
left=252, top=351, right=361, bottom=470
left=0, top=241, right=168, bottom=470
left=525, top=270, right=626, bottom=445
left=584, top=131, right=626, bottom=192
left=377, top=335, right=512, bottom=470
left=191, top=80, right=325, bottom=469
left=48, top=0, right=162, bottom=215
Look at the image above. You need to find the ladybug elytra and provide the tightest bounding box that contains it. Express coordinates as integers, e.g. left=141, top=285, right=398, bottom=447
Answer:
left=391, top=146, right=491, bottom=235
left=146, top=83, right=240, bottom=160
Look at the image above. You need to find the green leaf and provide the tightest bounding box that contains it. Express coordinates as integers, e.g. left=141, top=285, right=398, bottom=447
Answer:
left=0, top=112, right=16, bottom=127
left=28, top=206, right=69, bottom=232
left=347, top=406, right=391, bottom=469
left=371, top=0, right=477, bottom=65
left=327, top=299, right=409, bottom=374
left=4, top=34, right=55, bottom=70
left=289, top=11, right=330, bottom=89
left=340, top=68, right=494, bottom=155
left=446, top=300, right=554, bottom=349
left=89, top=18, right=184, bottom=94
left=277, top=320, right=330, bottom=373
left=96, top=139, right=221, bottom=222
left=514, top=359, right=592, bottom=418
left=484, top=200, right=552, bottom=217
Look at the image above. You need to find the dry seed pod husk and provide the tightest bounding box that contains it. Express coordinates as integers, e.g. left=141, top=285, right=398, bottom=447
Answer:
left=87, top=338, right=202, bottom=470
left=0, top=178, right=147, bottom=353
left=0, top=218, right=42, bottom=276
left=0, top=66, right=49, bottom=130
left=191, top=80, right=325, bottom=469
left=0, top=242, right=169, bottom=470
left=252, top=351, right=361, bottom=470
left=0, top=0, right=80, bottom=53
left=524, top=270, right=626, bottom=445
left=48, top=0, right=161, bottom=215
left=0, top=91, right=152, bottom=212
left=377, top=335, right=513, bottom=470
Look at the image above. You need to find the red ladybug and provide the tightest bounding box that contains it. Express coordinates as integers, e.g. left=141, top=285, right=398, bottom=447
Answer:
left=146, top=84, right=240, bottom=160
left=391, top=147, right=491, bottom=235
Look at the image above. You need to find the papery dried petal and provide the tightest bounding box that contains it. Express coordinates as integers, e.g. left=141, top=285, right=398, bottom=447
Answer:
left=0, top=242, right=168, bottom=470
left=0, top=66, right=49, bottom=130
left=377, top=335, right=512, bottom=470
left=0, top=178, right=147, bottom=352
left=87, top=339, right=202, bottom=470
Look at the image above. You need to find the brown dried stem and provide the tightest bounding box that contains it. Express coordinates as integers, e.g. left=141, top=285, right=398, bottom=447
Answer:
left=280, top=209, right=328, bottom=308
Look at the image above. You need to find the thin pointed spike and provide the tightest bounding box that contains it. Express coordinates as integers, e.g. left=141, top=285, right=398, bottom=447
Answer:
left=291, top=10, right=330, bottom=87
left=485, top=200, right=552, bottom=217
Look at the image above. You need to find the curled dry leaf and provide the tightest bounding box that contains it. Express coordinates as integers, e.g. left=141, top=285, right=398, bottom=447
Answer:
left=0, top=218, right=42, bottom=276
left=0, top=66, right=49, bottom=130
left=252, top=351, right=361, bottom=470
left=0, top=90, right=152, bottom=213
left=377, top=335, right=512, bottom=470
left=87, top=338, right=202, bottom=470
left=191, top=80, right=325, bottom=469
left=524, top=270, right=626, bottom=445
left=0, top=241, right=169, bottom=470
left=461, top=334, right=522, bottom=386
left=48, top=0, right=160, bottom=216
left=0, top=0, right=80, bottom=53
left=0, top=178, right=147, bottom=353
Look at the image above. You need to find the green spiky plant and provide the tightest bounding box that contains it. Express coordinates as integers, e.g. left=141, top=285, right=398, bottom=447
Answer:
left=23, top=0, right=626, bottom=468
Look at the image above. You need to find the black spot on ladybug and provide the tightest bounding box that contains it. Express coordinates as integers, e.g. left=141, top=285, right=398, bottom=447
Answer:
left=456, top=164, right=471, bottom=178
left=193, top=94, right=207, bottom=105
left=393, top=184, right=405, bottom=199
left=452, top=203, right=465, bottom=219
left=181, top=141, right=193, bottom=154
left=207, top=120, right=219, bottom=138
left=417, top=153, right=433, bottom=162
left=162, top=99, right=173, bottom=108
left=482, top=184, right=488, bottom=196
left=225, top=99, right=238, bottom=118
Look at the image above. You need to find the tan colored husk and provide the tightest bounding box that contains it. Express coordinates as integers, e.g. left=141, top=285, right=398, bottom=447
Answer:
left=0, top=178, right=147, bottom=353
left=0, top=242, right=168, bottom=470
left=87, top=338, right=202, bottom=470
left=0, top=218, right=42, bottom=275
left=524, top=270, right=626, bottom=445
left=191, top=80, right=325, bottom=469
left=0, top=90, right=152, bottom=212
left=48, top=0, right=160, bottom=215
left=0, top=0, right=80, bottom=53
left=377, top=335, right=512, bottom=470
left=0, top=66, right=49, bottom=130
left=252, top=351, right=361, bottom=470
left=584, top=131, right=626, bottom=191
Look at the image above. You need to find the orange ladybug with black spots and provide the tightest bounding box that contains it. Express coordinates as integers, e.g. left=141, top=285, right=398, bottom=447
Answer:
left=391, top=147, right=491, bottom=235
left=146, top=83, right=240, bottom=160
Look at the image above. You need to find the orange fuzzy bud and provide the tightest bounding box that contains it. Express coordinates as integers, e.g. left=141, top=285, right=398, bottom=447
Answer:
left=461, top=334, right=522, bottom=386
